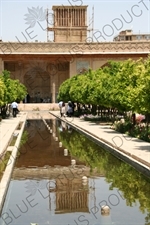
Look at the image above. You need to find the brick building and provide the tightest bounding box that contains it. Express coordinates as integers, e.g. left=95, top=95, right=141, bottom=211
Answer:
left=113, top=29, right=150, bottom=41
left=0, top=7, right=150, bottom=103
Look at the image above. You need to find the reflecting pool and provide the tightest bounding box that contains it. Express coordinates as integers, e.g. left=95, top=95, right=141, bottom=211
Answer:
left=0, top=119, right=150, bottom=225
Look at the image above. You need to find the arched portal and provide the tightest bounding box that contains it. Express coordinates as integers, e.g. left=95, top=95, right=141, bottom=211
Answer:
left=24, top=68, right=51, bottom=103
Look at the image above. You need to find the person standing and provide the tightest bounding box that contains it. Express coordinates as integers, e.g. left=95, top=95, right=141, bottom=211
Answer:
left=67, top=101, right=73, bottom=117
left=58, top=100, right=63, bottom=117
left=61, top=102, right=66, bottom=117
left=11, top=101, right=18, bottom=117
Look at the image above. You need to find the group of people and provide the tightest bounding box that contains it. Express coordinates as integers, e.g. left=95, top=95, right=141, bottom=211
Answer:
left=58, top=100, right=76, bottom=117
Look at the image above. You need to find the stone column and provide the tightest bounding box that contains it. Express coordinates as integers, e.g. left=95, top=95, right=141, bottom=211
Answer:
left=68, top=8, right=69, bottom=26
left=0, top=58, right=4, bottom=74
left=72, top=9, right=74, bottom=26
left=55, top=9, right=57, bottom=26
left=57, top=9, right=60, bottom=26
left=69, top=60, right=76, bottom=78
left=63, top=8, right=64, bottom=26
left=60, top=9, right=62, bottom=26
left=79, top=9, right=81, bottom=26
left=85, top=9, right=87, bottom=26
left=69, top=61, right=71, bottom=78
left=52, top=76, right=56, bottom=103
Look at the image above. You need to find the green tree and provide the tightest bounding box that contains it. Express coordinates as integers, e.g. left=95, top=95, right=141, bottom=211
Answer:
left=57, top=56, right=150, bottom=120
left=0, top=77, right=5, bottom=107
left=57, top=78, right=72, bottom=102
left=0, top=70, right=27, bottom=118
left=69, top=72, right=91, bottom=104
left=129, top=57, right=150, bottom=114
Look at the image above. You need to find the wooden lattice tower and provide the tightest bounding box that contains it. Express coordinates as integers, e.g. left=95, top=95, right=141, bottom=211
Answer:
left=47, top=5, right=88, bottom=42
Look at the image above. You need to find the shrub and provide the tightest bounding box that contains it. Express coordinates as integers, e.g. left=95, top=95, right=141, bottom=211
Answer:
left=113, top=119, right=150, bottom=142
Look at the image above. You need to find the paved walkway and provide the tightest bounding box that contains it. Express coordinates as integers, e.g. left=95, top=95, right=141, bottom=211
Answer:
left=0, top=112, right=27, bottom=156
left=50, top=111, right=150, bottom=174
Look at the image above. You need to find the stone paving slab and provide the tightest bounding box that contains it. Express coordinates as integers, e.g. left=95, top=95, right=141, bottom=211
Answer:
left=0, top=113, right=27, bottom=155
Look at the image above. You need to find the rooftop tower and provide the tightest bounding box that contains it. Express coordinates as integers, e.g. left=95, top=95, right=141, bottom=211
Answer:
left=47, top=5, right=88, bottom=42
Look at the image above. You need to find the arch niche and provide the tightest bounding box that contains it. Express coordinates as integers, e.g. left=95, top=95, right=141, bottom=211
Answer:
left=24, top=67, right=51, bottom=103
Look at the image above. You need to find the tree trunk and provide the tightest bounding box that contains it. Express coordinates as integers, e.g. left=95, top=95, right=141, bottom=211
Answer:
left=132, top=113, right=136, bottom=126
left=91, top=104, right=97, bottom=115
left=1, top=106, right=7, bottom=119
left=146, top=113, right=150, bottom=137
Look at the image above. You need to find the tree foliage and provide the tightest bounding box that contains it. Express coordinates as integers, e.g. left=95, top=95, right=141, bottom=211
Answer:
left=57, top=56, right=150, bottom=114
left=0, top=76, right=5, bottom=106
left=0, top=70, right=27, bottom=118
left=0, top=70, right=27, bottom=104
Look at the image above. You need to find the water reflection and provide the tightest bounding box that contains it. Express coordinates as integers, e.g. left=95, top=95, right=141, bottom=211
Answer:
left=57, top=120, right=150, bottom=225
left=15, top=119, right=84, bottom=168
left=50, top=178, right=89, bottom=214
left=58, top=121, right=72, bottom=133
left=0, top=119, right=150, bottom=225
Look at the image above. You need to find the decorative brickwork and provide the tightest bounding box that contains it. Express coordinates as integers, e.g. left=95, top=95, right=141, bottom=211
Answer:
left=0, top=41, right=150, bottom=54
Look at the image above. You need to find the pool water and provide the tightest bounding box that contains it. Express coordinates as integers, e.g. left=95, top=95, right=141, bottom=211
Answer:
left=0, top=119, right=150, bottom=225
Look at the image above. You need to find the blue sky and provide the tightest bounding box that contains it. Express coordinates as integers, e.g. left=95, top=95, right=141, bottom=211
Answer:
left=0, top=0, right=149, bottom=42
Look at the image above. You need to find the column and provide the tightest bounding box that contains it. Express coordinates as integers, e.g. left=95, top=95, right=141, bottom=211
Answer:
left=59, top=9, right=62, bottom=26
left=52, top=76, right=56, bottom=103
left=67, top=8, right=68, bottom=26
left=81, top=9, right=83, bottom=26
left=68, top=9, right=70, bottom=26
left=60, top=9, right=61, bottom=26
left=79, top=9, right=81, bottom=26
left=78, top=9, right=80, bottom=26
left=82, top=9, right=84, bottom=26
left=76, top=9, right=77, bottom=26
left=58, top=9, right=60, bottom=26
left=74, top=9, right=76, bottom=26
left=73, top=9, right=75, bottom=26
left=55, top=9, right=57, bottom=26
left=63, top=9, right=64, bottom=26
left=62, top=9, right=63, bottom=26
left=0, top=58, right=4, bottom=74
left=69, top=60, right=76, bottom=78
left=69, top=61, right=71, bottom=78
left=64, top=9, right=66, bottom=26
left=57, top=9, right=59, bottom=26
left=85, top=9, right=87, bottom=26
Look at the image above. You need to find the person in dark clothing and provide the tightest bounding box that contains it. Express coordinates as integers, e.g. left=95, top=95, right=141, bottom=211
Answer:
left=27, top=94, right=30, bottom=103
left=67, top=101, right=73, bottom=117
left=71, top=102, right=76, bottom=115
